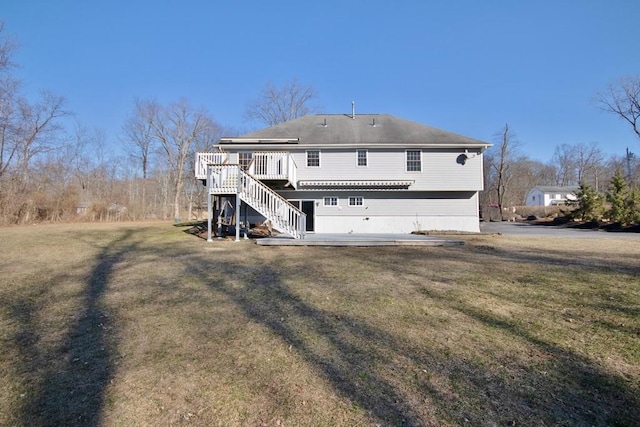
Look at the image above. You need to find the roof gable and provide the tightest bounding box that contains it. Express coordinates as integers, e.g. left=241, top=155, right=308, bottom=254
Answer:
left=221, top=114, right=490, bottom=148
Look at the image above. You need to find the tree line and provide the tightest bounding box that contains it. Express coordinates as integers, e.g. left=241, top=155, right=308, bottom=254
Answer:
left=484, top=76, right=640, bottom=218
left=482, top=127, right=639, bottom=213
left=0, top=25, right=319, bottom=224
left=1, top=25, right=638, bottom=225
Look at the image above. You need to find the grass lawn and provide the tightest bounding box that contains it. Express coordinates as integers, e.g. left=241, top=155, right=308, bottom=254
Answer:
left=0, top=221, right=639, bottom=426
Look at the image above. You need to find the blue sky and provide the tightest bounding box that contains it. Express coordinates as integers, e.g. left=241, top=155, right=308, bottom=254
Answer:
left=3, top=0, right=639, bottom=161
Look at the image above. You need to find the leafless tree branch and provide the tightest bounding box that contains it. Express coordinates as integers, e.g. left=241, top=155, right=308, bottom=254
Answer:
left=245, top=78, right=318, bottom=126
left=597, top=76, right=640, bottom=140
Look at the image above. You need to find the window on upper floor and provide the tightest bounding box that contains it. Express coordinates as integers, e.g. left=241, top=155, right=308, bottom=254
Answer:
left=323, top=196, right=338, bottom=206
left=356, top=149, right=367, bottom=167
left=406, top=150, right=422, bottom=172
left=238, top=152, right=253, bottom=170
left=307, top=150, right=320, bottom=167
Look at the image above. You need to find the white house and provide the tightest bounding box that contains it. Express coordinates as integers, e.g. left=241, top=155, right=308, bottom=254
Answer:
left=195, top=113, right=491, bottom=240
left=525, top=186, right=579, bottom=207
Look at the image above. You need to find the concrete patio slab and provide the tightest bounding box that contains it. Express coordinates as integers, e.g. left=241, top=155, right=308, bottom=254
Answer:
left=255, top=233, right=465, bottom=247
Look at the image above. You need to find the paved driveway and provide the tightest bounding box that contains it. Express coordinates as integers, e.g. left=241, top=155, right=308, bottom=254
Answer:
left=480, top=221, right=639, bottom=239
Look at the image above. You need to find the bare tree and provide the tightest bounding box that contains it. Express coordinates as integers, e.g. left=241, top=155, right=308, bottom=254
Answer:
left=15, top=91, right=67, bottom=182
left=485, top=123, right=520, bottom=217
left=553, top=144, right=577, bottom=186
left=0, top=22, right=17, bottom=70
left=147, top=98, right=218, bottom=221
left=597, top=76, right=640, bottom=141
left=0, top=23, right=20, bottom=178
left=0, top=27, right=68, bottom=178
left=552, top=142, right=604, bottom=189
left=0, top=78, right=19, bottom=178
left=122, top=98, right=157, bottom=179
left=574, top=142, right=604, bottom=189
left=245, top=77, right=318, bottom=126
left=0, top=26, right=69, bottom=223
left=68, top=123, right=115, bottom=202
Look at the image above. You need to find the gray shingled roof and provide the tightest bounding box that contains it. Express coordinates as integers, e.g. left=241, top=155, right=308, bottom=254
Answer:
left=222, top=114, right=490, bottom=147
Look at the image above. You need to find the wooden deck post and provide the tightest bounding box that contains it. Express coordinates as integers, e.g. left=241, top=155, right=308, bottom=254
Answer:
left=207, top=193, right=213, bottom=242
left=206, top=165, right=213, bottom=242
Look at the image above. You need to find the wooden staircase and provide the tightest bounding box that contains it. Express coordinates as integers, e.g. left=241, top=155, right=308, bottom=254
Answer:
left=206, top=164, right=306, bottom=239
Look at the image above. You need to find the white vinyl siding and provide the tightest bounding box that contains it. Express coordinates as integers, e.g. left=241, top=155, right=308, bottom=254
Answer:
left=279, top=191, right=478, bottom=218
left=276, top=191, right=480, bottom=233
left=340, top=192, right=477, bottom=216
left=289, top=149, right=485, bottom=191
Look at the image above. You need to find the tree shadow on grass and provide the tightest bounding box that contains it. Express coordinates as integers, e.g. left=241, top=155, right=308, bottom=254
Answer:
left=356, top=246, right=640, bottom=424
left=420, top=286, right=640, bottom=425
left=10, top=229, right=140, bottom=426
left=192, top=262, right=446, bottom=425
left=190, top=245, right=640, bottom=426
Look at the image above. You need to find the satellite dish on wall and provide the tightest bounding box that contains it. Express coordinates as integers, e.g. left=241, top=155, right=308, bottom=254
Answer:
left=456, top=154, right=468, bottom=165
left=457, top=151, right=478, bottom=165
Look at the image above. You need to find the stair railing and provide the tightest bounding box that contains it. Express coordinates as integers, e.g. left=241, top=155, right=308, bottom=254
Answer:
left=240, top=169, right=305, bottom=239
left=206, top=164, right=305, bottom=239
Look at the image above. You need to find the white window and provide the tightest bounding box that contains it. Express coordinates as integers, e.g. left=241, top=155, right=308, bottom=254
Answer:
left=406, top=150, right=421, bottom=172
left=239, top=152, right=253, bottom=170
left=356, top=149, right=367, bottom=167
left=348, top=196, right=363, bottom=206
left=307, top=150, right=320, bottom=167
left=323, top=196, right=338, bottom=206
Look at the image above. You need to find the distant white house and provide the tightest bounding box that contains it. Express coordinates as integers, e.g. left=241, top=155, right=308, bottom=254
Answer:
left=525, top=186, right=579, bottom=206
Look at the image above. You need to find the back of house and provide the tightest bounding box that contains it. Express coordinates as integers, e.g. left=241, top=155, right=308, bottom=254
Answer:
left=196, top=113, right=491, bottom=237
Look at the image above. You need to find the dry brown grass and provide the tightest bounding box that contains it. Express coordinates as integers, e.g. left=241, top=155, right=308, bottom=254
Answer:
left=1, top=222, right=639, bottom=426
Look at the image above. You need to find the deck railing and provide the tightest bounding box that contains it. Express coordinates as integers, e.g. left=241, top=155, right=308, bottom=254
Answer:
left=196, top=152, right=228, bottom=179
left=196, top=151, right=296, bottom=188
left=247, top=152, right=297, bottom=188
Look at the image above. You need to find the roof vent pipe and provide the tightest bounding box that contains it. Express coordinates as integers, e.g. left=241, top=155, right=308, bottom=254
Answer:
left=352, top=101, right=355, bottom=119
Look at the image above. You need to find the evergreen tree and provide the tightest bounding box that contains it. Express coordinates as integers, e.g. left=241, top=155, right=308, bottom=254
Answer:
left=624, top=187, right=640, bottom=224
left=606, top=169, right=630, bottom=224
left=571, top=182, right=604, bottom=222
